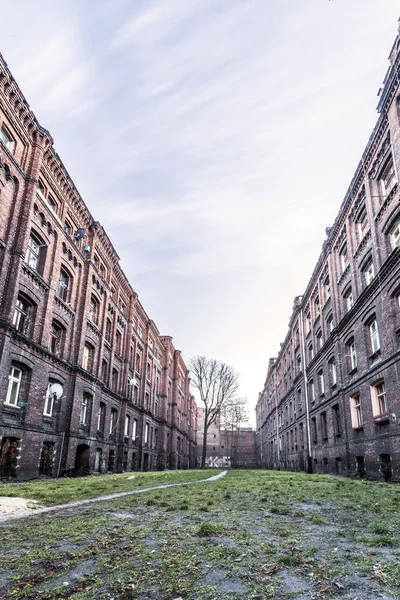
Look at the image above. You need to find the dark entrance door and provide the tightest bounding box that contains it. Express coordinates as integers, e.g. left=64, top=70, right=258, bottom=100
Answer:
left=75, top=444, right=90, bottom=476
left=39, top=442, right=54, bottom=476
left=0, top=437, right=18, bottom=478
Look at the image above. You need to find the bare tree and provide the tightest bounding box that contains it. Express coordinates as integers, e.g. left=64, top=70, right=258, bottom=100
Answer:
left=220, top=397, right=249, bottom=468
left=190, top=356, right=239, bottom=468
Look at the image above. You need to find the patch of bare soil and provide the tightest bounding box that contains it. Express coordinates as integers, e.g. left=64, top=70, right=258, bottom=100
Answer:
left=0, top=497, right=42, bottom=517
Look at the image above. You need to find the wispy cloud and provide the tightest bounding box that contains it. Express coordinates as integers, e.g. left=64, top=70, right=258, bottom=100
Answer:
left=2, top=0, right=399, bottom=421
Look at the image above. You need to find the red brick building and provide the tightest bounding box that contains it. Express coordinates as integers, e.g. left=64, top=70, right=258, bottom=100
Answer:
left=196, top=408, right=257, bottom=468
left=256, top=26, right=400, bottom=482
left=0, top=53, right=197, bottom=479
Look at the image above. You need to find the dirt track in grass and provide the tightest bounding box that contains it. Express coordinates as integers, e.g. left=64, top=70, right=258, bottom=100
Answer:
left=0, top=470, right=399, bottom=599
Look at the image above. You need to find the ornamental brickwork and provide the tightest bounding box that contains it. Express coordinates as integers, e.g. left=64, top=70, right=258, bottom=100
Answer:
left=0, top=53, right=197, bottom=480
left=256, top=25, right=400, bottom=482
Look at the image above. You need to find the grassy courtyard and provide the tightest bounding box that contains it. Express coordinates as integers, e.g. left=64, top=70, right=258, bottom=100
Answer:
left=0, top=470, right=399, bottom=599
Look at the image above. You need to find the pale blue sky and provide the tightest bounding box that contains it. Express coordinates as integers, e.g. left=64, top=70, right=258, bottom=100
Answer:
left=2, top=1, right=399, bottom=424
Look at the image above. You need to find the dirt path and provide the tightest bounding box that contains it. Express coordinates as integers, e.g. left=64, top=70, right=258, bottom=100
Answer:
left=0, top=470, right=227, bottom=523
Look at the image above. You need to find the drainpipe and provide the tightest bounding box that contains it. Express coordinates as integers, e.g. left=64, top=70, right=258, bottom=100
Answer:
left=275, top=393, right=280, bottom=469
left=299, top=299, right=313, bottom=474
left=57, top=431, right=65, bottom=478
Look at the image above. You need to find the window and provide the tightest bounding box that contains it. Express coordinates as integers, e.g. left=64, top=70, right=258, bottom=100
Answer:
left=390, top=219, right=400, bottom=249
left=317, top=330, right=323, bottom=349
left=332, top=405, right=341, bottom=436
left=321, top=412, right=328, bottom=440
left=64, top=220, right=72, bottom=235
left=88, top=296, right=100, bottom=326
left=327, top=315, right=334, bottom=333
left=339, top=243, right=349, bottom=273
left=308, top=343, right=314, bottom=361
left=80, top=394, right=89, bottom=425
left=364, top=259, right=374, bottom=285
left=25, top=234, right=42, bottom=272
left=109, top=408, right=118, bottom=435
left=13, top=296, right=31, bottom=333
left=44, top=383, right=56, bottom=417
left=357, top=208, right=369, bottom=242
left=5, top=367, right=22, bottom=406
left=344, top=288, right=354, bottom=312
left=348, top=340, right=357, bottom=371
left=58, top=268, right=70, bottom=301
left=318, top=370, right=324, bottom=396
left=309, top=379, right=315, bottom=403
left=82, top=344, right=93, bottom=371
left=314, top=296, right=320, bottom=319
left=97, top=403, right=106, bottom=432
left=350, top=393, right=363, bottom=428
left=380, top=160, right=397, bottom=197
left=112, top=368, right=119, bottom=391
left=124, top=415, right=130, bottom=437
left=369, top=319, right=380, bottom=353
left=132, top=418, right=138, bottom=441
left=135, top=352, right=141, bottom=372
left=0, top=125, right=14, bottom=151
left=101, top=359, right=108, bottom=383
left=329, top=358, right=337, bottom=386
left=47, top=194, right=58, bottom=215
left=311, top=417, right=317, bottom=444
left=49, top=321, right=63, bottom=355
left=105, top=318, right=112, bottom=342
left=144, top=422, right=149, bottom=444
left=115, top=330, right=122, bottom=355
left=305, top=311, right=311, bottom=334
left=323, top=275, right=331, bottom=302
left=370, top=381, right=388, bottom=419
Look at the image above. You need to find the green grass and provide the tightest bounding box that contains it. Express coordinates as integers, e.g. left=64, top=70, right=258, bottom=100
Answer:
left=0, top=469, right=215, bottom=505
left=0, top=469, right=399, bottom=599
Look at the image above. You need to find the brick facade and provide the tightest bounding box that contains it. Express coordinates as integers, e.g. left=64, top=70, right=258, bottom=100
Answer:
left=0, top=53, right=197, bottom=480
left=196, top=408, right=257, bottom=468
left=256, top=25, right=400, bottom=482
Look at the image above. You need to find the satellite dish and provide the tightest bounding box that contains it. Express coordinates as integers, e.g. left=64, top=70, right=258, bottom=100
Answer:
left=49, top=382, right=63, bottom=400
left=128, top=378, right=137, bottom=387
left=74, top=228, right=86, bottom=240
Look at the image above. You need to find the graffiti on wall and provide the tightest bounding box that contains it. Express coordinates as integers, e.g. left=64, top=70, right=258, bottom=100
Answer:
left=200, top=456, right=231, bottom=468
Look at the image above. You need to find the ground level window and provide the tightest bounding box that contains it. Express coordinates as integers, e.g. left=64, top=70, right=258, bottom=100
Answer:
left=0, top=437, right=19, bottom=478
left=39, top=442, right=54, bottom=476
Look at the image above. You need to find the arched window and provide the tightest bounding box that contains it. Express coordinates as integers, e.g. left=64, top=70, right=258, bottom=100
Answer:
left=13, top=294, right=35, bottom=334
left=88, top=295, right=100, bottom=326
left=49, top=320, right=65, bottom=356
left=25, top=231, right=46, bottom=274
left=82, top=343, right=94, bottom=371
left=58, top=266, right=71, bottom=301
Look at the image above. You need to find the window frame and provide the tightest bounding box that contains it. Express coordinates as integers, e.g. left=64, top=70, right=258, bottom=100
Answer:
left=369, top=319, right=380, bottom=354
left=5, top=366, right=22, bottom=406
left=350, top=393, right=363, bottom=429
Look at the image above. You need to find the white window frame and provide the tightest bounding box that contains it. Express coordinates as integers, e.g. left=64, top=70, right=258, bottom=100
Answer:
left=345, top=290, right=354, bottom=312
left=380, top=160, right=397, bottom=197
left=0, top=125, right=14, bottom=151
left=124, top=414, right=130, bottom=437
left=357, top=210, right=368, bottom=242
left=318, top=371, right=324, bottom=395
left=44, top=383, right=55, bottom=417
left=13, top=297, right=28, bottom=332
left=369, top=320, right=380, bottom=353
left=97, top=403, right=105, bottom=431
left=5, top=367, right=22, bottom=406
left=390, top=220, right=400, bottom=249
left=370, top=381, right=387, bottom=418
left=364, top=260, right=374, bottom=285
left=340, top=244, right=349, bottom=273
left=80, top=395, right=88, bottom=425
left=310, top=380, right=315, bottom=403
left=109, top=408, right=117, bottom=435
left=82, top=345, right=90, bottom=370
left=350, top=394, right=363, bottom=428
left=349, top=341, right=357, bottom=370
left=25, top=235, right=41, bottom=271
left=144, top=422, right=149, bottom=444
left=132, top=418, right=137, bottom=441
left=330, top=359, right=337, bottom=386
